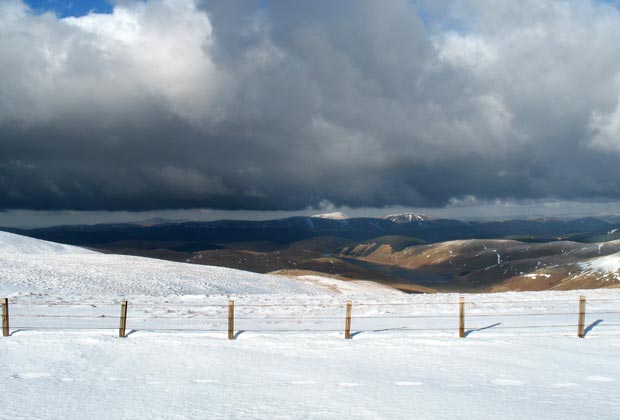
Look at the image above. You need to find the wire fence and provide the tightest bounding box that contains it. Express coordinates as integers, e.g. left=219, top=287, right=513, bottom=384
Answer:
left=2, top=296, right=620, bottom=339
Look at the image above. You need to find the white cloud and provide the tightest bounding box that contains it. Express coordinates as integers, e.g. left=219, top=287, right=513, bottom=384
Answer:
left=0, top=0, right=222, bottom=126
left=65, top=0, right=222, bottom=124
left=4, top=0, right=620, bottom=211
left=587, top=99, right=620, bottom=153
left=436, top=32, right=497, bottom=72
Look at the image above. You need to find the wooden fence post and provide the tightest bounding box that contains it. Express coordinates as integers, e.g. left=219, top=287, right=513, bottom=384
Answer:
left=578, top=296, right=586, bottom=338
left=2, top=298, right=9, bottom=337
left=119, top=300, right=128, bottom=338
left=228, top=300, right=235, bottom=340
left=344, top=301, right=352, bottom=339
left=459, top=297, right=465, bottom=338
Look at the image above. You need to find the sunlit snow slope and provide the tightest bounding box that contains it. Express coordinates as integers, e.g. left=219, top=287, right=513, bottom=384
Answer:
left=0, top=230, right=97, bottom=254
left=0, top=230, right=322, bottom=296
left=1, top=231, right=620, bottom=420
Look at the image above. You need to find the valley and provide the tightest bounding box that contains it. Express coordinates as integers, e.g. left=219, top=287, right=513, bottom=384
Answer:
left=6, top=214, right=620, bottom=293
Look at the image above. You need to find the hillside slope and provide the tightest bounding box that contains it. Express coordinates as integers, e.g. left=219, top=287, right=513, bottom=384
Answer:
left=0, top=231, right=323, bottom=296
left=2, top=231, right=620, bottom=419
left=339, top=238, right=620, bottom=291
left=0, top=230, right=97, bottom=254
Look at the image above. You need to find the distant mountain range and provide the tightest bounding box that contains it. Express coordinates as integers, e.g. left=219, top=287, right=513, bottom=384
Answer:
left=3, top=215, right=620, bottom=293
left=6, top=215, right=619, bottom=246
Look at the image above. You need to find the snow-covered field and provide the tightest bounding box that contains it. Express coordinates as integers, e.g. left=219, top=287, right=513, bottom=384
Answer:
left=1, top=231, right=620, bottom=419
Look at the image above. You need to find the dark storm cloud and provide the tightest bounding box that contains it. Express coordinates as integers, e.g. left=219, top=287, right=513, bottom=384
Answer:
left=2, top=0, right=620, bottom=211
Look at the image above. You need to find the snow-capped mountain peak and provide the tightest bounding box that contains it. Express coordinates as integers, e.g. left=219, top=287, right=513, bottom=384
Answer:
left=380, top=213, right=435, bottom=223
left=311, top=212, right=348, bottom=220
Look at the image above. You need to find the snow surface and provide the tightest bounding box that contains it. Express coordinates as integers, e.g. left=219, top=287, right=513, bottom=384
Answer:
left=523, top=273, right=552, bottom=279
left=0, top=230, right=97, bottom=254
left=381, top=213, right=435, bottom=223
left=0, top=230, right=322, bottom=296
left=311, top=211, right=349, bottom=220
left=0, top=252, right=325, bottom=296
left=2, top=328, right=619, bottom=420
left=581, top=253, right=620, bottom=273
left=2, top=232, right=620, bottom=419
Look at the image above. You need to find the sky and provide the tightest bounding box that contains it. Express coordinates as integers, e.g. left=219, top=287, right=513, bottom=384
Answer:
left=22, top=0, right=113, bottom=16
left=3, top=0, right=620, bottom=227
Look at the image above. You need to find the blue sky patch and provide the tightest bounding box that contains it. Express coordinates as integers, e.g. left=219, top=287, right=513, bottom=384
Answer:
left=24, top=0, right=113, bottom=17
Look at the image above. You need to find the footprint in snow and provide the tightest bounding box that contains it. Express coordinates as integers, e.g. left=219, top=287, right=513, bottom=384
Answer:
left=490, top=379, right=524, bottom=386
left=586, top=376, right=614, bottom=383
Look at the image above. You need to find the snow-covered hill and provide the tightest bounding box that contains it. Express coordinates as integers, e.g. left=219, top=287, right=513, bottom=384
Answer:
left=0, top=230, right=97, bottom=254
left=0, top=230, right=323, bottom=296
left=2, top=231, right=620, bottom=419
left=579, top=253, right=620, bottom=281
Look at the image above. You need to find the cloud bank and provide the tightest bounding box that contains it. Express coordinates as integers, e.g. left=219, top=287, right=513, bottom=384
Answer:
left=1, top=0, right=620, bottom=211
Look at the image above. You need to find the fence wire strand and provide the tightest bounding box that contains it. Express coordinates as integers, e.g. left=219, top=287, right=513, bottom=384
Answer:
left=4, top=296, right=620, bottom=336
